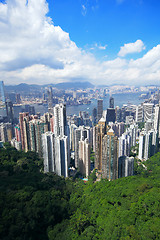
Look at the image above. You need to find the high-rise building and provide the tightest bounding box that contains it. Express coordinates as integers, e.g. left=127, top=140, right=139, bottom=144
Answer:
left=118, top=156, right=134, bottom=178
left=47, top=87, right=53, bottom=110
left=154, top=104, right=160, bottom=137
left=109, top=122, right=125, bottom=137
left=109, top=95, right=114, bottom=108
left=115, top=106, right=121, bottom=122
left=15, top=126, right=21, bottom=142
left=42, top=132, right=55, bottom=173
left=5, top=100, right=14, bottom=123
left=118, top=133, right=131, bottom=158
left=54, top=103, right=67, bottom=137
left=69, top=124, right=77, bottom=152
left=138, top=133, right=146, bottom=160
left=54, top=135, right=69, bottom=177
left=97, top=99, right=103, bottom=121
left=92, top=107, right=97, bottom=124
left=0, top=81, right=6, bottom=104
left=135, top=104, right=143, bottom=122
left=106, top=108, right=116, bottom=123
left=95, top=117, right=106, bottom=171
left=19, top=112, right=30, bottom=151
left=79, top=138, right=90, bottom=177
left=143, top=103, right=154, bottom=122
left=0, top=123, right=12, bottom=142
left=102, top=129, right=118, bottom=180
left=74, top=126, right=89, bottom=168
left=16, top=94, right=21, bottom=104
left=138, top=130, right=158, bottom=160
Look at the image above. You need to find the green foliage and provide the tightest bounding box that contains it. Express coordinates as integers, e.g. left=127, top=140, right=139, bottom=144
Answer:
left=1, top=146, right=160, bottom=240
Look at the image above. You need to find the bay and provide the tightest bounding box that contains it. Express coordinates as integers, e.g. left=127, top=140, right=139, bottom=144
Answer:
left=0, top=92, right=144, bottom=120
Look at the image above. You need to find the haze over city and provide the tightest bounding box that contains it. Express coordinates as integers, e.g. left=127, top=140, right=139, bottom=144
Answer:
left=0, top=0, right=160, bottom=86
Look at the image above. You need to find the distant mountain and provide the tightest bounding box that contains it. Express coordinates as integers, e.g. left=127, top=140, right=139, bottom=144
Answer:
left=5, top=83, right=41, bottom=92
left=5, top=81, right=94, bottom=92
left=53, top=81, right=94, bottom=90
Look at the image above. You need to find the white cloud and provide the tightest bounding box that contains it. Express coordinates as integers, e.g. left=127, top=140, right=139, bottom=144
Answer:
left=89, top=43, right=107, bottom=50
left=118, top=40, right=146, bottom=57
left=81, top=4, right=87, bottom=16
left=0, top=0, right=160, bottom=86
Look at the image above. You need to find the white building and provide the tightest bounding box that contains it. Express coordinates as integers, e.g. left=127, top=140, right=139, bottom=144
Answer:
left=54, top=135, right=69, bottom=178
left=54, top=103, right=67, bottom=137
left=136, top=104, right=143, bottom=122
left=143, top=103, right=154, bottom=122
left=42, top=132, right=55, bottom=173
left=79, top=138, right=90, bottom=177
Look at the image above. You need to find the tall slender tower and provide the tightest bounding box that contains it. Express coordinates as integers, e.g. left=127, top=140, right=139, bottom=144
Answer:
left=42, top=132, right=55, bottom=173
left=97, top=99, right=103, bottom=121
left=19, top=112, right=30, bottom=151
left=0, top=81, right=6, bottom=104
left=95, top=117, right=106, bottom=171
left=79, top=138, right=90, bottom=177
left=47, top=87, right=53, bottom=110
left=54, top=135, right=69, bottom=177
left=109, top=95, right=114, bottom=109
left=54, top=103, right=67, bottom=137
left=102, top=129, right=118, bottom=180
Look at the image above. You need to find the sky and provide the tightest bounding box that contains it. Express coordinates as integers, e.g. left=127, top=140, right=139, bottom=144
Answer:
left=0, top=0, right=160, bottom=86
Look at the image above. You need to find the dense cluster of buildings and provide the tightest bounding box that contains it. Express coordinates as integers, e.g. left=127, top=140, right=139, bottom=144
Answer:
left=0, top=80, right=160, bottom=181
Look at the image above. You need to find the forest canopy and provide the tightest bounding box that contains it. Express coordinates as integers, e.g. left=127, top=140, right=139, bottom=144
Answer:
left=0, top=145, right=160, bottom=240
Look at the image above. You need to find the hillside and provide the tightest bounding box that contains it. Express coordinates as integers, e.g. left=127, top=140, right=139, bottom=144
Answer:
left=5, top=81, right=94, bottom=93
left=0, top=144, right=160, bottom=240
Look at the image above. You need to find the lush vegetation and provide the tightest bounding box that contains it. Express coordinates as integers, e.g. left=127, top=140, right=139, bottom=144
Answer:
left=1, top=144, right=160, bottom=239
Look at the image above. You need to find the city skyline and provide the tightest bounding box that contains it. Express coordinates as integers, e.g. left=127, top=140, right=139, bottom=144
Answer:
left=0, top=0, right=160, bottom=86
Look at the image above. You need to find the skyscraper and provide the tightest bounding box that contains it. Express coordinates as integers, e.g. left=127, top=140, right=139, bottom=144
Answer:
left=118, top=156, right=134, bottom=178
left=54, top=135, right=69, bottom=177
left=19, top=112, right=30, bottom=151
left=54, top=103, right=67, bottom=137
left=102, top=129, right=119, bottom=180
left=74, top=126, right=89, bottom=168
left=95, top=117, right=106, bottom=171
left=47, top=87, right=53, bottom=110
left=109, top=95, right=114, bottom=108
left=135, top=104, right=143, bottom=122
left=79, top=138, right=90, bottom=177
left=143, top=103, right=154, bottom=122
left=97, top=99, right=103, bottom=121
left=42, top=132, right=55, bottom=173
left=0, top=81, right=6, bottom=104
left=106, top=108, right=116, bottom=123
left=5, top=100, right=14, bottom=123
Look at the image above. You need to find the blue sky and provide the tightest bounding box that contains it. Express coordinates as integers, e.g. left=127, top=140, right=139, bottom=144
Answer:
left=47, top=0, right=160, bottom=59
left=0, top=0, right=160, bottom=86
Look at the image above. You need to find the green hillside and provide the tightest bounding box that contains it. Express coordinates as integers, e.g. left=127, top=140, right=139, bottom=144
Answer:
left=0, top=144, right=160, bottom=240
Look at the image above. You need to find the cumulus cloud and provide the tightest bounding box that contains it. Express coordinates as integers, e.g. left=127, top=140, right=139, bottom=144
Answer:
left=0, top=0, right=160, bottom=86
left=118, top=40, right=146, bottom=57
